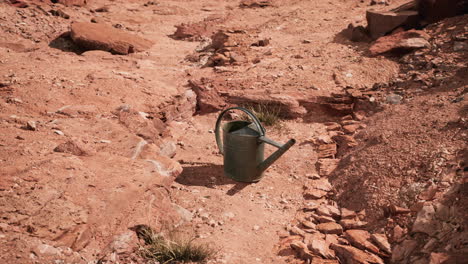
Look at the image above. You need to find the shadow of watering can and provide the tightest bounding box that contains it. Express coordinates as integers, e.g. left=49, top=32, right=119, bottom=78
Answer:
left=215, top=107, right=296, bottom=183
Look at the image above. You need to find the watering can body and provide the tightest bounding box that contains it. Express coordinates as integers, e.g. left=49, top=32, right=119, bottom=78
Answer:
left=215, top=107, right=296, bottom=183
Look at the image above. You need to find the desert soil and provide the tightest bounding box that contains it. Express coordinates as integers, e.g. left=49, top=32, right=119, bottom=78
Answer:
left=0, top=0, right=466, bottom=264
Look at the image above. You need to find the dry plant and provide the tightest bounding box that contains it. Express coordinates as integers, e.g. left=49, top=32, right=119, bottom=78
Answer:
left=134, top=225, right=215, bottom=264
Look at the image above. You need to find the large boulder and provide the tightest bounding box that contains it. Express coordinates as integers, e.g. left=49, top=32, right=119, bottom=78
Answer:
left=70, top=22, right=153, bottom=55
left=366, top=9, right=419, bottom=39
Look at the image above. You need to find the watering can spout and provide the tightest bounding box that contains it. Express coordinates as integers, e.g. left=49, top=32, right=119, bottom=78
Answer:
left=257, top=137, right=296, bottom=173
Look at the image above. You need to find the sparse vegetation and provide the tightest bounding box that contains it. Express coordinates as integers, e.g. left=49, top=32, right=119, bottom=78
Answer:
left=135, top=225, right=215, bottom=264
left=241, top=103, right=282, bottom=127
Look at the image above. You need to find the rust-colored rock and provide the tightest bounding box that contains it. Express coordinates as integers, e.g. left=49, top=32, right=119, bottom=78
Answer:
left=55, top=0, right=87, bottom=6
left=344, top=230, right=380, bottom=255
left=340, top=219, right=368, bottom=230
left=70, top=22, right=153, bottom=55
left=366, top=9, right=419, bottom=39
left=369, top=30, right=430, bottom=56
left=370, top=233, right=392, bottom=255
left=54, top=140, right=91, bottom=156
left=317, top=143, right=337, bottom=158
left=188, top=79, right=226, bottom=114
left=317, top=159, right=339, bottom=176
left=240, top=0, right=273, bottom=8
left=317, top=222, right=343, bottom=235
left=332, top=244, right=384, bottom=264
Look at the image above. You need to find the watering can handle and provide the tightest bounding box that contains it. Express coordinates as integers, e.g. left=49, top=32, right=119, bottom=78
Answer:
left=215, top=107, right=266, bottom=155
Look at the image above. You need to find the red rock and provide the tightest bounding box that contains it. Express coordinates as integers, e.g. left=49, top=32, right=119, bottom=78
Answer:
left=188, top=79, right=226, bottom=114
left=317, top=222, right=343, bottom=235
left=366, top=9, right=419, bottom=39
left=70, top=22, right=153, bottom=55
left=418, top=183, right=438, bottom=201
left=311, top=258, right=339, bottom=264
left=369, top=30, right=431, bottom=56
left=54, top=140, right=92, bottom=156
left=392, top=225, right=405, bottom=242
left=370, top=233, right=392, bottom=255
left=331, top=244, right=384, bottom=264
left=412, top=204, right=439, bottom=236
left=240, top=0, right=273, bottom=8
left=391, top=240, right=418, bottom=263
left=429, top=252, right=450, bottom=264
left=340, top=219, right=368, bottom=230
left=309, top=178, right=333, bottom=192
left=317, top=159, right=339, bottom=176
left=290, top=241, right=314, bottom=260
left=344, top=230, right=380, bottom=255
left=301, top=220, right=316, bottom=229
left=317, top=143, right=337, bottom=158
left=312, top=214, right=336, bottom=223
left=304, top=189, right=328, bottom=199
left=343, top=124, right=361, bottom=134
left=308, top=238, right=335, bottom=259
left=56, top=0, right=87, bottom=7
left=341, top=208, right=357, bottom=219
left=325, top=122, right=342, bottom=131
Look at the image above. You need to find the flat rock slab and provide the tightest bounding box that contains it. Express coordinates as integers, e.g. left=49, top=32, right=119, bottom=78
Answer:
left=70, top=22, right=153, bottom=55
left=370, top=30, right=430, bottom=56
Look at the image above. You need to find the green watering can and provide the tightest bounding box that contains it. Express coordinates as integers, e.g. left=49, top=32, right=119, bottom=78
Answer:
left=215, top=107, right=296, bottom=183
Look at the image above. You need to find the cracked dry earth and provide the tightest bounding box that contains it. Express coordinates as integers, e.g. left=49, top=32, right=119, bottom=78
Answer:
left=0, top=0, right=467, bottom=264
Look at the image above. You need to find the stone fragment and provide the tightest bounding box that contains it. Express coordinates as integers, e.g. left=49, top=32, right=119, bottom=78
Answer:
left=311, top=259, right=339, bottom=264
left=312, top=214, right=336, bottom=223
left=70, top=22, right=153, bottom=55
left=317, top=223, right=343, bottom=235
left=418, top=183, right=438, bottom=201
left=412, top=204, right=438, bottom=236
left=240, top=0, right=273, bottom=8
left=343, top=124, right=361, bottom=134
left=304, top=189, right=328, bottom=199
left=308, top=238, right=335, bottom=259
left=310, top=178, right=333, bottom=192
left=370, top=233, right=392, bottom=254
left=290, top=241, right=314, bottom=260
left=325, top=122, right=342, bottom=131
left=187, top=79, right=225, bottom=114
left=369, top=30, right=430, bottom=56
left=54, top=140, right=91, bottom=156
left=429, top=252, right=450, bottom=264
left=301, top=220, right=316, bottom=229
left=317, top=144, right=337, bottom=158
left=159, top=140, right=177, bottom=158
left=391, top=240, right=418, bottom=263
left=392, top=225, right=405, bottom=242
left=25, top=121, right=37, bottom=131
left=386, top=94, right=402, bottom=104
left=344, top=230, right=380, bottom=254
left=331, top=244, right=384, bottom=264
left=340, top=219, right=368, bottom=230
left=56, top=0, right=87, bottom=6
left=289, top=226, right=306, bottom=237
left=317, top=159, right=339, bottom=176
left=341, top=208, right=357, bottom=219
left=366, top=9, right=419, bottom=39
